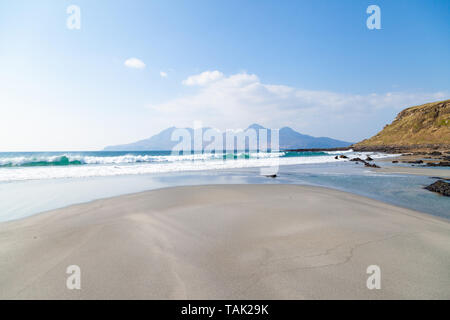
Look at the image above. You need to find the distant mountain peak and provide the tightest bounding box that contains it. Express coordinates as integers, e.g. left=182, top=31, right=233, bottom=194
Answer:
left=246, top=123, right=266, bottom=130
left=104, top=124, right=352, bottom=151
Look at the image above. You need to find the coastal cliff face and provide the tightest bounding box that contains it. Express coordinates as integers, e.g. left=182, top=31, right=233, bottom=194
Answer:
left=353, top=99, right=450, bottom=152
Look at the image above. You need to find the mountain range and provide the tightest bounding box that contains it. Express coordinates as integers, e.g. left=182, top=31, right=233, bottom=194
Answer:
left=104, top=124, right=352, bottom=151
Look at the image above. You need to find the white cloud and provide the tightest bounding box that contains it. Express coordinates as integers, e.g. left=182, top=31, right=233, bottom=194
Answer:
left=160, top=71, right=168, bottom=78
left=148, top=71, right=448, bottom=141
left=182, top=70, right=224, bottom=86
left=124, top=58, right=146, bottom=69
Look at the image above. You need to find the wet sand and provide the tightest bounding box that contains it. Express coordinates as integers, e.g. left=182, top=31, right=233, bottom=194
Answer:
left=373, top=166, right=450, bottom=178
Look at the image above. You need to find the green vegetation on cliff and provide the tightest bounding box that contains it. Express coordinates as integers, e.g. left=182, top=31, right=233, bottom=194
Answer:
left=354, top=99, right=450, bottom=149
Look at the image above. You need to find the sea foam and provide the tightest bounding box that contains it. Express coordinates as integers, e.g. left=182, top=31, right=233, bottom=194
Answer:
left=0, top=150, right=393, bottom=182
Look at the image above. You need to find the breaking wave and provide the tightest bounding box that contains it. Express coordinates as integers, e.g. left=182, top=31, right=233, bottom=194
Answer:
left=0, top=150, right=394, bottom=182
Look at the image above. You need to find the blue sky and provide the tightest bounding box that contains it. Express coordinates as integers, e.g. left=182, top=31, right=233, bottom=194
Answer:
left=0, top=0, right=449, bottom=151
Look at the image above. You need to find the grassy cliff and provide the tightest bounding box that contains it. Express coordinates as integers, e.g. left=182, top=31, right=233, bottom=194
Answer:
left=353, top=99, right=450, bottom=151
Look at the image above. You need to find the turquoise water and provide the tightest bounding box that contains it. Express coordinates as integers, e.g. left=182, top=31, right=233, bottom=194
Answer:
left=0, top=150, right=366, bottom=182
left=0, top=160, right=448, bottom=223
left=0, top=150, right=329, bottom=167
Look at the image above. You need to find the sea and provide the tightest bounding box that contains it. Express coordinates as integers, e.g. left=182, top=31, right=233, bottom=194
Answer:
left=0, top=150, right=449, bottom=222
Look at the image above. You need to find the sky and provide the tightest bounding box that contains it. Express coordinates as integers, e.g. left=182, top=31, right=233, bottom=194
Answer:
left=0, top=0, right=449, bottom=151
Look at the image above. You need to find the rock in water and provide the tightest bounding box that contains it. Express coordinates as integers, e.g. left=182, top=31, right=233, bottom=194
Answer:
left=350, top=157, right=380, bottom=168
left=366, top=156, right=374, bottom=161
left=425, top=180, right=450, bottom=196
left=426, top=161, right=450, bottom=167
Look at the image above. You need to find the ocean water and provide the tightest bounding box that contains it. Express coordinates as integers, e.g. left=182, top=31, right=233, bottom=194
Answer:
left=0, top=150, right=449, bottom=222
left=0, top=150, right=387, bottom=182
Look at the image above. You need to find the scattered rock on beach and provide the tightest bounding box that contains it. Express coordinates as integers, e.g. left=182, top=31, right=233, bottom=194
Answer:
left=349, top=157, right=380, bottom=168
left=335, top=156, right=338, bottom=159
left=265, top=174, right=277, bottom=178
left=365, top=156, right=374, bottom=161
left=392, top=160, right=399, bottom=163
left=426, top=161, right=450, bottom=167
left=425, top=180, right=450, bottom=196
left=339, top=155, right=348, bottom=159
left=402, top=160, right=423, bottom=164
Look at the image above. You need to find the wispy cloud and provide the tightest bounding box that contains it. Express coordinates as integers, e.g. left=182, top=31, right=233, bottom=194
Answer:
left=160, top=71, right=168, bottom=78
left=182, top=70, right=223, bottom=86
left=124, top=58, right=146, bottom=69
left=148, top=70, right=448, bottom=140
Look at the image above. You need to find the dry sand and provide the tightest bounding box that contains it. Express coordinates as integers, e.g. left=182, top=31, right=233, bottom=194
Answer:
left=0, top=184, right=449, bottom=299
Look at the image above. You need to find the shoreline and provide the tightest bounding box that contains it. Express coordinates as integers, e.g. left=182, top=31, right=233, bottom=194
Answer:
left=1, top=184, right=449, bottom=299
left=2, top=180, right=448, bottom=226
left=372, top=166, right=450, bottom=179
left=352, top=144, right=450, bottom=154
left=1, top=158, right=449, bottom=223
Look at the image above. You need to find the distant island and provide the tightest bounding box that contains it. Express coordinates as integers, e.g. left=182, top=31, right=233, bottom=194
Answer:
left=353, top=99, right=450, bottom=153
left=104, top=124, right=353, bottom=151
left=104, top=99, right=450, bottom=153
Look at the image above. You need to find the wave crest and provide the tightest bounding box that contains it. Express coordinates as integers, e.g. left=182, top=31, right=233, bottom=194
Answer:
left=0, top=152, right=286, bottom=168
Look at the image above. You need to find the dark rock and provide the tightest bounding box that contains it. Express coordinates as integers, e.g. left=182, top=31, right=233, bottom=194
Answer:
left=425, top=180, right=450, bottom=196
left=350, top=157, right=380, bottom=168
left=426, top=161, right=450, bottom=167
left=402, top=160, right=423, bottom=164
left=335, top=156, right=338, bottom=159
left=265, top=174, right=277, bottom=178
left=430, top=177, right=450, bottom=181
left=352, top=145, right=450, bottom=154
left=392, top=160, right=399, bottom=163
left=428, top=151, right=442, bottom=156
left=365, top=156, right=374, bottom=161
left=339, top=155, right=348, bottom=159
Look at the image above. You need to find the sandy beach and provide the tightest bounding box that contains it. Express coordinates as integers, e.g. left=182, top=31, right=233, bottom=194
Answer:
left=1, top=184, right=449, bottom=300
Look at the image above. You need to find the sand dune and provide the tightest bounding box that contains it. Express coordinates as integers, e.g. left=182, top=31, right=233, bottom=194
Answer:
left=1, top=184, right=449, bottom=299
